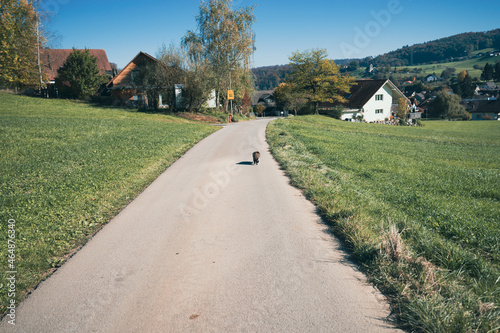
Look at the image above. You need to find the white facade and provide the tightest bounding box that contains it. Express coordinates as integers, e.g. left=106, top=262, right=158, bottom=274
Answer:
left=341, top=84, right=394, bottom=122
left=362, top=85, right=393, bottom=122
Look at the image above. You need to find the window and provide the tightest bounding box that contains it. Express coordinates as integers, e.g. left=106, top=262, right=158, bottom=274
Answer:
left=375, top=94, right=383, bottom=101
left=375, top=109, right=384, bottom=114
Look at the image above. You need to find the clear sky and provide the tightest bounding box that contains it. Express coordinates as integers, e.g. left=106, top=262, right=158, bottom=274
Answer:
left=45, top=0, right=500, bottom=69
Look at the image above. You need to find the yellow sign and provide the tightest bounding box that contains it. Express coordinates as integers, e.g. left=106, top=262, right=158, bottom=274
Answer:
left=227, top=90, right=234, bottom=100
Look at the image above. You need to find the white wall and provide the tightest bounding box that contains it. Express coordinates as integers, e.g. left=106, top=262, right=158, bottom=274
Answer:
left=362, top=85, right=393, bottom=122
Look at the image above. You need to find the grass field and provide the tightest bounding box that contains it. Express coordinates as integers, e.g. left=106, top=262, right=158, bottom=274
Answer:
left=0, top=93, right=218, bottom=315
left=267, top=116, right=500, bottom=332
left=397, top=55, right=499, bottom=79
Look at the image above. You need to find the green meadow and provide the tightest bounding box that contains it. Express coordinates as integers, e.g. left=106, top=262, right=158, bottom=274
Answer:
left=0, top=93, right=218, bottom=315
left=267, top=116, right=500, bottom=332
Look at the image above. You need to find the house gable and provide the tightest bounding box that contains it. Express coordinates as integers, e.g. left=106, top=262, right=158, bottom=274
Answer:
left=341, top=79, right=408, bottom=121
left=107, top=52, right=158, bottom=90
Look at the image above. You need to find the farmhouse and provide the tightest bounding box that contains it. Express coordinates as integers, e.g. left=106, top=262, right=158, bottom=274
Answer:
left=106, top=51, right=158, bottom=106
left=41, top=49, right=114, bottom=84
left=322, top=79, right=408, bottom=122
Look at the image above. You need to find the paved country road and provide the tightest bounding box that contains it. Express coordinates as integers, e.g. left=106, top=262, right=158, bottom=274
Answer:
left=1, top=118, right=401, bottom=332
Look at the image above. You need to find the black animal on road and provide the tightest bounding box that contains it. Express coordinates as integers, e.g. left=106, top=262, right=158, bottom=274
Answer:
left=252, top=151, right=260, bottom=165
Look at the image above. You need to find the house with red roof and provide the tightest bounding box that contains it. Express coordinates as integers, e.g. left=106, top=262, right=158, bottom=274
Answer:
left=40, top=49, right=114, bottom=84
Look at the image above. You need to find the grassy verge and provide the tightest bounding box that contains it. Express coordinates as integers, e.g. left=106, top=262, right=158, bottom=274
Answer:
left=0, top=93, right=218, bottom=315
left=267, top=116, right=500, bottom=332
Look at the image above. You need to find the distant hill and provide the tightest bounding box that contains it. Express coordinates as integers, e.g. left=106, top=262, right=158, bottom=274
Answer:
left=252, top=29, right=500, bottom=90
left=251, top=65, right=291, bottom=90
left=369, top=29, right=500, bottom=67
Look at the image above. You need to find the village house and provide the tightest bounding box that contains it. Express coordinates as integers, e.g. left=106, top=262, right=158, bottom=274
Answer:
left=40, top=48, right=114, bottom=97
left=41, top=49, right=114, bottom=85
left=424, top=74, right=439, bottom=83
left=469, top=100, right=500, bottom=120
left=106, top=51, right=159, bottom=106
left=322, top=79, right=409, bottom=122
left=251, top=90, right=288, bottom=116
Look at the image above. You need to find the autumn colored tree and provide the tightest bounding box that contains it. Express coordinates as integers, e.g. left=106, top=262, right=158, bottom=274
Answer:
left=284, top=49, right=354, bottom=114
left=182, top=0, right=256, bottom=113
left=396, top=97, right=410, bottom=119
left=274, top=83, right=306, bottom=116
left=0, top=0, right=44, bottom=88
left=454, top=70, right=475, bottom=99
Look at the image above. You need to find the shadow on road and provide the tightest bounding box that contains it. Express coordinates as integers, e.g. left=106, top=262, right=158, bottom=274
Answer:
left=236, top=161, right=254, bottom=166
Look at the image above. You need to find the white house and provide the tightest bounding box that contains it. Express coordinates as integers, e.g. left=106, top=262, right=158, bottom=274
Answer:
left=332, top=79, right=408, bottom=122
left=424, top=74, right=438, bottom=83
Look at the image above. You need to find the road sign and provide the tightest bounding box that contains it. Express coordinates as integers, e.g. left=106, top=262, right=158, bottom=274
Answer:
left=227, top=90, right=234, bottom=100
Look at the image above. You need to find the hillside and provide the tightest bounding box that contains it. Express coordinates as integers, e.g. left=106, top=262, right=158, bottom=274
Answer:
left=370, top=29, right=500, bottom=67
left=252, top=29, right=500, bottom=90
left=251, top=65, right=291, bottom=90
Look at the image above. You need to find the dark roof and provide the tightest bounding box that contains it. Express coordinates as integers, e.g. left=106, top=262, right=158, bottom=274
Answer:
left=40, top=49, right=112, bottom=81
left=472, top=100, right=500, bottom=113
left=252, top=90, right=274, bottom=105
left=347, top=80, right=388, bottom=108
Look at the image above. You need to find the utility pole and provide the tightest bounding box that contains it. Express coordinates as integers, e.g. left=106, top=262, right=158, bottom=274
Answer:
left=36, top=13, right=43, bottom=93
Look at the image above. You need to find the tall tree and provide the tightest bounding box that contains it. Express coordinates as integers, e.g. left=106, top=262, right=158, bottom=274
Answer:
left=481, top=63, right=494, bottom=81
left=285, top=48, right=354, bottom=114
left=455, top=70, right=475, bottom=99
left=494, top=63, right=500, bottom=82
left=56, top=49, right=104, bottom=99
left=182, top=0, right=256, bottom=113
left=0, top=0, right=44, bottom=88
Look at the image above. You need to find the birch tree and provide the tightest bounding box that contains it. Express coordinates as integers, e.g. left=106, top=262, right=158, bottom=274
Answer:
left=182, top=0, right=256, bottom=113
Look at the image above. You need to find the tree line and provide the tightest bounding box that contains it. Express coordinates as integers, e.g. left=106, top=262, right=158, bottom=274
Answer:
left=1, top=0, right=257, bottom=114
left=370, top=29, right=500, bottom=67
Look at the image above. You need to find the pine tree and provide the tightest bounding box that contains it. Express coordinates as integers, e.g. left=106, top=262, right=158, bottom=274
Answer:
left=481, top=63, right=494, bottom=81
left=56, top=49, right=103, bottom=99
left=494, top=63, right=500, bottom=82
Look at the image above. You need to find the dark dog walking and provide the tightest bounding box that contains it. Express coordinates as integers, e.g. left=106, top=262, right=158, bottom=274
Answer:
left=252, top=151, right=260, bottom=165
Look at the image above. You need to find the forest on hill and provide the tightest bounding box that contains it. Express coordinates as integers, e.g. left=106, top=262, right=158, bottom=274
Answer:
left=252, top=29, right=500, bottom=90
left=370, top=29, right=500, bottom=67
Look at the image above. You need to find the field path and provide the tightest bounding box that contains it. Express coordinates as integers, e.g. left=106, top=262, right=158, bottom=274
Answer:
left=1, top=118, right=400, bottom=332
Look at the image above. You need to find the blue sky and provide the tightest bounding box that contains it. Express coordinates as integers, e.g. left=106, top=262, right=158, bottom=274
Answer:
left=45, top=0, right=500, bottom=69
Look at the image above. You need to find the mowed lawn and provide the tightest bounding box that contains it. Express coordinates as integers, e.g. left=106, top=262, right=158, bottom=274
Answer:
left=0, top=93, right=218, bottom=315
left=267, top=116, right=500, bottom=332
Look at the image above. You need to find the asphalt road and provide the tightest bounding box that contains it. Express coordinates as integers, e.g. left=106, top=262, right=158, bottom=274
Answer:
left=1, top=118, right=400, bottom=332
